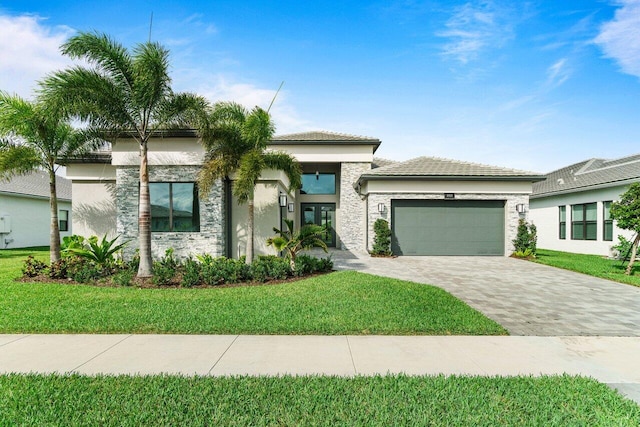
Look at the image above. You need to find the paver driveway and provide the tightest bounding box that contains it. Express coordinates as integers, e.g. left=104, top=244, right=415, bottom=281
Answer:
left=331, top=252, right=640, bottom=336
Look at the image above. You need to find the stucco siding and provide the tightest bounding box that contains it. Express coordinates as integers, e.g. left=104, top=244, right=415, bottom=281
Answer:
left=530, top=185, right=634, bottom=256
left=0, top=194, right=72, bottom=249
left=72, top=181, right=117, bottom=238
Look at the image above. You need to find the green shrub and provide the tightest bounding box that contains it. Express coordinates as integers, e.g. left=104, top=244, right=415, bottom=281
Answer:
left=512, top=248, right=534, bottom=259
left=181, top=258, right=201, bottom=288
left=371, top=218, right=392, bottom=256
left=72, top=262, right=102, bottom=283
left=112, top=269, right=135, bottom=287
left=612, top=235, right=633, bottom=260
left=48, top=258, right=69, bottom=279
left=21, top=256, right=48, bottom=278
left=152, top=262, right=176, bottom=286
left=512, top=219, right=537, bottom=256
left=293, top=254, right=334, bottom=276
left=66, top=234, right=129, bottom=268
left=250, top=255, right=291, bottom=282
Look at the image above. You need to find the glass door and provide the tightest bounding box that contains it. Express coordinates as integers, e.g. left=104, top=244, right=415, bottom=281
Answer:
left=301, top=203, right=336, bottom=247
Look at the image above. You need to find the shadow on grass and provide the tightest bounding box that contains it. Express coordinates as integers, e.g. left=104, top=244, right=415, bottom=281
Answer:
left=0, top=247, right=49, bottom=261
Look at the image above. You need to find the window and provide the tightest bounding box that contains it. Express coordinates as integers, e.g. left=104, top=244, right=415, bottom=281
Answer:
left=149, top=182, right=200, bottom=232
left=571, top=203, right=597, bottom=240
left=59, top=210, right=69, bottom=232
left=558, top=206, right=566, bottom=240
left=300, top=173, right=336, bottom=194
left=603, top=201, right=613, bottom=241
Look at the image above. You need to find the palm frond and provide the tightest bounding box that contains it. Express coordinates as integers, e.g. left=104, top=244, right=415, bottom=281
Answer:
left=61, top=31, right=134, bottom=93
left=131, top=41, right=171, bottom=118
left=233, top=150, right=265, bottom=203
left=263, top=151, right=303, bottom=191
left=243, top=107, right=274, bottom=151
left=0, top=144, right=41, bottom=180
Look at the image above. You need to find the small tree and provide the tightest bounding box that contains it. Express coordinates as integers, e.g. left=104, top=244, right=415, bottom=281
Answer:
left=610, top=183, right=640, bottom=275
left=370, top=218, right=392, bottom=256
left=512, top=219, right=537, bottom=257
left=266, top=219, right=328, bottom=269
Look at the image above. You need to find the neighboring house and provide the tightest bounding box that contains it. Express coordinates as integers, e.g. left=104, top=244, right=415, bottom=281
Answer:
left=63, top=130, right=543, bottom=259
left=529, top=154, right=640, bottom=256
left=0, top=171, right=72, bottom=249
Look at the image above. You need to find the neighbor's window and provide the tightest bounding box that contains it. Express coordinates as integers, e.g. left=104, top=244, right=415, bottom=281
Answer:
left=603, top=201, right=613, bottom=241
left=571, top=203, right=597, bottom=240
left=300, top=173, right=336, bottom=195
left=558, top=206, right=566, bottom=240
left=149, top=182, right=200, bottom=232
left=59, top=210, right=69, bottom=232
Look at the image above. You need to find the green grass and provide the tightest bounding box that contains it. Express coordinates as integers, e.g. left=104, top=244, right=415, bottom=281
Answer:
left=1, top=374, right=637, bottom=426
left=534, top=249, right=640, bottom=288
left=0, top=247, right=506, bottom=335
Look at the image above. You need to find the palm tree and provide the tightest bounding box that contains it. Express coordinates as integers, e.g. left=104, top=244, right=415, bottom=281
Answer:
left=198, top=102, right=302, bottom=263
left=0, top=92, right=94, bottom=263
left=39, top=31, right=208, bottom=277
left=266, top=219, right=328, bottom=269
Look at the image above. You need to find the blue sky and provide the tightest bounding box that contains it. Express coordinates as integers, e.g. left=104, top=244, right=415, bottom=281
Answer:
left=1, top=0, right=640, bottom=173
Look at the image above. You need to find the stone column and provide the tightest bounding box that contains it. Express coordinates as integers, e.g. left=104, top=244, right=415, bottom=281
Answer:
left=339, top=162, right=370, bottom=252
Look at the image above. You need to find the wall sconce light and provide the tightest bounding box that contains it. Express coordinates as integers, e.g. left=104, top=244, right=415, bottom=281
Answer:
left=516, top=203, right=526, bottom=214
left=378, top=203, right=385, bottom=213
left=288, top=203, right=294, bottom=213
left=315, top=171, right=320, bottom=180
left=279, top=194, right=288, bottom=207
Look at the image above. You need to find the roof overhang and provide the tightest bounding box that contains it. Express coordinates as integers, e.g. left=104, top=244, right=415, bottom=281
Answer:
left=271, top=139, right=382, bottom=153
left=356, top=173, right=546, bottom=190
left=530, top=177, right=639, bottom=199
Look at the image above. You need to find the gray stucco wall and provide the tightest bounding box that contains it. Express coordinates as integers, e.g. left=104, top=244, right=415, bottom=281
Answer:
left=339, top=162, right=370, bottom=252
left=116, top=166, right=225, bottom=260
left=367, top=192, right=529, bottom=256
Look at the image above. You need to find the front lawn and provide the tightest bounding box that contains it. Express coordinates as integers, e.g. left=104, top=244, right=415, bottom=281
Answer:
left=0, top=248, right=506, bottom=335
left=1, top=374, right=637, bottom=426
left=534, top=249, right=640, bottom=288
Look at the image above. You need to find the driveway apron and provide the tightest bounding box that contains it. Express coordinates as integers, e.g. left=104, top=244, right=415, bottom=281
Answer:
left=331, top=252, right=640, bottom=336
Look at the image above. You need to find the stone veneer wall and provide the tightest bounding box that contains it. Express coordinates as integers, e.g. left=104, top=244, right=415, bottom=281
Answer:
left=116, top=165, right=225, bottom=260
left=339, top=162, right=371, bottom=252
left=366, top=192, right=529, bottom=255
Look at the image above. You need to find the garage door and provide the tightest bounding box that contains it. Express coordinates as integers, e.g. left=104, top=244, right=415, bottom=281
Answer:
left=391, top=200, right=505, bottom=255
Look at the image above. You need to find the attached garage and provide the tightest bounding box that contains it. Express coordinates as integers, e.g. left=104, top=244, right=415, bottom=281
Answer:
left=391, top=199, right=505, bottom=255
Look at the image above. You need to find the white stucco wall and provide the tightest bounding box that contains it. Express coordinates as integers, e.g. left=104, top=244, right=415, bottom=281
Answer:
left=0, top=193, right=72, bottom=249
left=71, top=181, right=117, bottom=239
left=529, top=185, right=633, bottom=256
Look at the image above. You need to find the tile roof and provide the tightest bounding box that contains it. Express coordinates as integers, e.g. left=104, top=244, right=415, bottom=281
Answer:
left=360, top=156, right=543, bottom=180
left=272, top=131, right=380, bottom=142
left=372, top=157, right=397, bottom=169
left=531, top=153, right=640, bottom=197
left=0, top=170, right=72, bottom=201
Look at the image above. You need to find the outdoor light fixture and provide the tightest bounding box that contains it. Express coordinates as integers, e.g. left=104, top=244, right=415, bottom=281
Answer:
left=315, top=171, right=320, bottom=180
left=288, top=203, right=295, bottom=213
left=378, top=203, right=385, bottom=213
left=516, top=203, right=526, bottom=214
left=279, top=194, right=288, bottom=207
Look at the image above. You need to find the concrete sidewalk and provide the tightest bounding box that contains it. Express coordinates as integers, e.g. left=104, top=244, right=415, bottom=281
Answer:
left=1, top=334, right=639, bottom=404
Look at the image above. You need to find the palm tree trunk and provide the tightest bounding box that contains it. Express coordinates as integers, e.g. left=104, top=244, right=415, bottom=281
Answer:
left=48, top=169, right=61, bottom=264
left=625, top=234, right=640, bottom=275
left=246, top=195, right=254, bottom=264
left=137, top=142, right=153, bottom=277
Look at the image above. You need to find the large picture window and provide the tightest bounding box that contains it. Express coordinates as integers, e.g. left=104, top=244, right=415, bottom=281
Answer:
left=149, top=182, right=200, bottom=232
left=300, top=173, right=336, bottom=195
left=571, top=203, right=597, bottom=240
left=558, top=206, right=566, bottom=240
left=603, top=201, right=613, bottom=241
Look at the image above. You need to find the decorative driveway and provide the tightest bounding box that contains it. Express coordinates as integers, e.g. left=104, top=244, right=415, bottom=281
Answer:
left=331, top=252, right=640, bottom=336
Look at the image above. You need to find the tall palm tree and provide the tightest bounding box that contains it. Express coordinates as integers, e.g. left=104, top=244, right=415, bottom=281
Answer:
left=39, top=31, right=208, bottom=277
left=0, top=92, right=94, bottom=263
left=198, top=102, right=302, bottom=263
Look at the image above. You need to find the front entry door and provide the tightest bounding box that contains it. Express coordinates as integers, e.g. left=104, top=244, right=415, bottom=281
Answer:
left=301, top=203, right=336, bottom=247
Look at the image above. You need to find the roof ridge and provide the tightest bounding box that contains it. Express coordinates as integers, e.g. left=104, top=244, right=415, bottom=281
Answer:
left=402, top=155, right=540, bottom=175
left=273, top=130, right=378, bottom=140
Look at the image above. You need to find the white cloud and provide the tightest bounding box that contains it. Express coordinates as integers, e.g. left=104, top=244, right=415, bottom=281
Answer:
left=594, top=0, right=640, bottom=78
left=437, top=1, right=514, bottom=64
left=0, top=14, right=74, bottom=98
left=546, top=58, right=571, bottom=88
left=182, top=75, right=311, bottom=135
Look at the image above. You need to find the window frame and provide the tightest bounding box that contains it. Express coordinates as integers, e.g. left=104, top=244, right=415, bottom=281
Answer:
left=300, top=173, right=336, bottom=195
left=59, top=209, right=69, bottom=232
left=558, top=206, right=566, bottom=240
left=149, top=182, right=200, bottom=233
left=571, top=202, right=597, bottom=241
left=603, top=201, right=613, bottom=242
